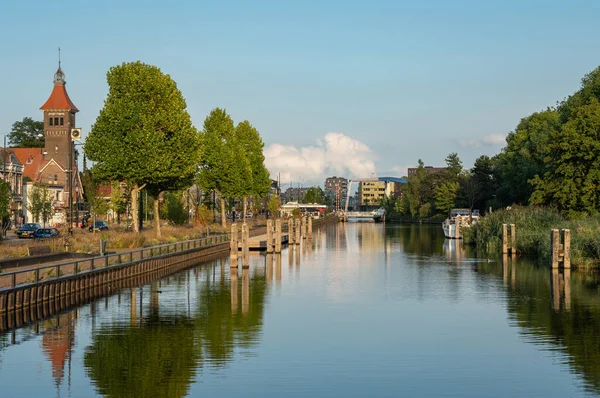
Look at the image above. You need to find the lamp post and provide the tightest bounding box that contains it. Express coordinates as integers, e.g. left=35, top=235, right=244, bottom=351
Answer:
left=75, top=186, right=79, bottom=228
left=68, top=130, right=82, bottom=235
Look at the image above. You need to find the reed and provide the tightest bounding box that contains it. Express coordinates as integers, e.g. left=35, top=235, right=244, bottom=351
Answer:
left=463, top=206, right=600, bottom=269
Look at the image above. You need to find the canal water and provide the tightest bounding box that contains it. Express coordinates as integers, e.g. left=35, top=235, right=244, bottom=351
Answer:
left=1, top=223, right=600, bottom=397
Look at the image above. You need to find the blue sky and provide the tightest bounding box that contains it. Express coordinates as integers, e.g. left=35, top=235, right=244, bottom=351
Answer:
left=2, top=0, right=599, bottom=185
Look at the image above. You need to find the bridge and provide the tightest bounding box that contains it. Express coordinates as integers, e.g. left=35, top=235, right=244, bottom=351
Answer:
left=344, top=211, right=376, bottom=219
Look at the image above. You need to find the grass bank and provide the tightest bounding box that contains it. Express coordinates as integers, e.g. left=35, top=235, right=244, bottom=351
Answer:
left=463, top=206, right=600, bottom=269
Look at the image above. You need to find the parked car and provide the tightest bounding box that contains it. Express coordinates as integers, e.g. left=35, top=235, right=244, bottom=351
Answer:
left=89, top=221, right=109, bottom=232
left=245, top=212, right=253, bottom=219
left=33, top=228, right=60, bottom=239
left=16, top=223, right=42, bottom=239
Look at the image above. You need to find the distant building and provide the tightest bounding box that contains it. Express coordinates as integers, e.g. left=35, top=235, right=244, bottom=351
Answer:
left=407, top=166, right=445, bottom=177
left=358, top=177, right=407, bottom=207
left=324, top=176, right=347, bottom=209
left=283, top=187, right=309, bottom=203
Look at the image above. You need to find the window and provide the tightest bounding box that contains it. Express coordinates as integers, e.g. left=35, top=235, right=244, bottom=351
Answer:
left=49, top=117, right=53, bottom=126
left=54, top=175, right=58, bottom=184
left=54, top=117, right=59, bottom=126
left=59, top=117, right=64, bottom=126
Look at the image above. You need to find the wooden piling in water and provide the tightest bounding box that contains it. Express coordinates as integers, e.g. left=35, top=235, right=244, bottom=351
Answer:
left=230, top=223, right=238, bottom=264
left=295, top=218, right=301, bottom=245
left=307, top=217, right=313, bottom=239
left=266, top=220, right=274, bottom=253
left=455, top=215, right=461, bottom=239
left=502, top=224, right=517, bottom=255
left=551, top=228, right=571, bottom=269
left=242, top=223, right=249, bottom=268
left=275, top=219, right=282, bottom=253
left=288, top=219, right=295, bottom=245
left=301, top=217, right=307, bottom=240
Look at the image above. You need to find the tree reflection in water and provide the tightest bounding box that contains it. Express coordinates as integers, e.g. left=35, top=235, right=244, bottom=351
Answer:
left=83, top=262, right=267, bottom=398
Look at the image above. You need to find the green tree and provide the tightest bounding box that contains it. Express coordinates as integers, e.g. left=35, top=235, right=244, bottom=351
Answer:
left=494, top=109, right=559, bottom=205
left=444, top=152, right=462, bottom=181
left=82, top=171, right=109, bottom=222
left=304, top=187, right=325, bottom=204
left=7, top=117, right=44, bottom=147
left=27, top=184, right=53, bottom=226
left=267, top=194, right=281, bottom=218
left=194, top=204, right=212, bottom=235
left=197, top=108, right=243, bottom=228
left=84, top=61, right=200, bottom=233
left=470, top=155, right=498, bottom=211
left=434, top=181, right=459, bottom=214
left=109, top=181, right=126, bottom=224
left=161, top=191, right=188, bottom=225
left=530, top=98, right=600, bottom=215
left=236, top=120, right=271, bottom=222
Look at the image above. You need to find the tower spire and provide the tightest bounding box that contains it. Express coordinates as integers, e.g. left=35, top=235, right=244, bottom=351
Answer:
left=54, top=47, right=65, bottom=86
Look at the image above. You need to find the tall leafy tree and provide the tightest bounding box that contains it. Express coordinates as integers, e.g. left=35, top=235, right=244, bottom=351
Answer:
left=198, top=108, right=243, bottom=227
left=434, top=181, right=459, bottom=214
left=84, top=61, right=200, bottom=233
left=82, top=171, right=109, bottom=222
left=236, top=121, right=271, bottom=222
left=444, top=152, right=463, bottom=181
left=304, top=187, right=325, bottom=204
left=27, top=184, right=53, bottom=226
left=7, top=117, right=44, bottom=147
left=530, top=98, right=600, bottom=215
left=494, top=109, right=559, bottom=206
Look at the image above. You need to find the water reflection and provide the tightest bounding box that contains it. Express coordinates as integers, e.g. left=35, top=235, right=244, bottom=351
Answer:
left=2, top=224, right=600, bottom=396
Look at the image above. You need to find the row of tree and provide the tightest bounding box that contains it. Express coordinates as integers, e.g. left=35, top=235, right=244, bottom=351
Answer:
left=84, top=61, right=272, bottom=236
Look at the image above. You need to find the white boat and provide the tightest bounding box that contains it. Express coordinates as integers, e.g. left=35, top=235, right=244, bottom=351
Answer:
left=442, top=209, right=479, bottom=239
left=372, top=208, right=386, bottom=222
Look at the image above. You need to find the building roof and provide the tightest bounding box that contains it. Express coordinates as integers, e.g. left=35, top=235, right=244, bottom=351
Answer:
left=10, top=148, right=48, bottom=180
left=378, top=177, right=407, bottom=184
left=40, top=84, right=79, bottom=111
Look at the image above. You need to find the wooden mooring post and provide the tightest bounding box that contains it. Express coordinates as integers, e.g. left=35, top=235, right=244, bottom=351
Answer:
left=551, top=229, right=571, bottom=269
left=295, top=218, right=301, bottom=245
left=455, top=215, right=461, bottom=239
left=266, top=220, right=274, bottom=253
left=242, top=223, right=250, bottom=268
left=301, top=217, right=307, bottom=240
left=230, top=223, right=238, bottom=267
left=275, top=219, right=282, bottom=253
left=502, top=224, right=516, bottom=255
left=307, top=216, right=313, bottom=240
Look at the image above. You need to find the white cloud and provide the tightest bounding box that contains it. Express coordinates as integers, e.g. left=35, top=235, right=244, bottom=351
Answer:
left=459, top=134, right=506, bottom=148
left=264, top=132, right=376, bottom=184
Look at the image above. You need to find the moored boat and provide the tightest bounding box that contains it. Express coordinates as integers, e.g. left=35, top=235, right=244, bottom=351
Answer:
left=442, top=209, right=479, bottom=239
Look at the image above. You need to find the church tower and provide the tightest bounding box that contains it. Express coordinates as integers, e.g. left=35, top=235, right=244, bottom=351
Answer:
left=40, top=60, right=79, bottom=170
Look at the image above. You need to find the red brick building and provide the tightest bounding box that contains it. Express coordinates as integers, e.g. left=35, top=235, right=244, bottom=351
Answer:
left=15, top=64, right=82, bottom=225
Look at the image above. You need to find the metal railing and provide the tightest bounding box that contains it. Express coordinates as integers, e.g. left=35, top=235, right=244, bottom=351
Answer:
left=0, top=233, right=230, bottom=290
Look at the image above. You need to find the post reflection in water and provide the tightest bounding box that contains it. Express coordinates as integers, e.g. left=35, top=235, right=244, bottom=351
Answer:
left=230, top=267, right=238, bottom=314
left=275, top=253, right=282, bottom=282
left=3, top=224, right=600, bottom=397
left=288, top=244, right=294, bottom=268
left=266, top=254, right=273, bottom=283
left=242, top=268, right=249, bottom=315
left=551, top=268, right=572, bottom=312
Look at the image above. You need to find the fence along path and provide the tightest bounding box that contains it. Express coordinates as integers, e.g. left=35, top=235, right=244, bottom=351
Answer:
left=0, top=234, right=230, bottom=315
